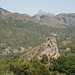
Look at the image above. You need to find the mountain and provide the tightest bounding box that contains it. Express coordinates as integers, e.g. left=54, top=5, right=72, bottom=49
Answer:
left=0, top=8, right=38, bottom=23
left=33, top=10, right=55, bottom=21
left=56, top=13, right=75, bottom=26
left=0, top=8, right=75, bottom=56
left=33, top=10, right=73, bottom=28
left=0, top=8, right=75, bottom=75
left=34, top=13, right=75, bottom=28
left=36, top=10, right=55, bottom=16
left=0, top=8, right=10, bottom=15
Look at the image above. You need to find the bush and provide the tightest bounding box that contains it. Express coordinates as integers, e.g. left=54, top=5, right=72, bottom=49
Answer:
left=53, top=71, right=59, bottom=75
left=42, top=54, right=48, bottom=64
left=19, top=60, right=31, bottom=75
left=31, top=68, right=38, bottom=75
left=38, top=64, right=50, bottom=75
left=52, top=55, right=75, bottom=74
left=30, top=56, right=41, bottom=68
left=1, top=71, right=14, bottom=75
left=9, top=62, right=20, bottom=75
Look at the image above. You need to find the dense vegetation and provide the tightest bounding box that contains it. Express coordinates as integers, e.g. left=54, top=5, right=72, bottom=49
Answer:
left=52, top=55, right=75, bottom=75
left=0, top=53, right=75, bottom=75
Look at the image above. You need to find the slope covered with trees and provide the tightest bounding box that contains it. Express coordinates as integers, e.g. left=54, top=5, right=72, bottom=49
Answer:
left=0, top=8, right=75, bottom=75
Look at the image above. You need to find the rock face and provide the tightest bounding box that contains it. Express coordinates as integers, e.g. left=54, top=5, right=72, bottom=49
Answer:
left=20, top=37, right=60, bottom=60
left=0, top=47, right=27, bottom=55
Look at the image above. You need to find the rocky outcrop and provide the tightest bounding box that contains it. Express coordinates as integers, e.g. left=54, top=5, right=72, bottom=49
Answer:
left=0, top=47, right=27, bottom=55
left=20, top=37, right=60, bottom=60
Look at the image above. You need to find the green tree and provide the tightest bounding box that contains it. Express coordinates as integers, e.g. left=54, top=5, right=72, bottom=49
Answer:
left=42, top=54, right=48, bottom=64
left=52, top=55, right=75, bottom=74
left=19, top=60, right=31, bottom=75
left=53, top=71, right=59, bottom=75
left=2, top=71, right=14, bottom=75
left=9, top=62, right=20, bottom=75
left=38, top=64, right=50, bottom=75
left=30, top=56, right=41, bottom=68
left=31, top=68, right=38, bottom=75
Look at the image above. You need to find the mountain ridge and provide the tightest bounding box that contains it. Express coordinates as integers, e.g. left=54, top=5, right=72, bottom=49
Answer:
left=35, top=9, right=55, bottom=16
left=20, top=37, right=60, bottom=60
left=0, top=8, right=75, bottom=55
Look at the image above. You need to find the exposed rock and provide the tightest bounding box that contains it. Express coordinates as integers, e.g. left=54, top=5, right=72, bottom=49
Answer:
left=19, top=47, right=27, bottom=53
left=34, top=15, right=40, bottom=21
left=62, top=41, right=72, bottom=45
left=20, top=37, right=60, bottom=60
left=66, top=48, right=70, bottom=51
left=0, top=47, right=27, bottom=55
left=13, top=49, right=19, bottom=53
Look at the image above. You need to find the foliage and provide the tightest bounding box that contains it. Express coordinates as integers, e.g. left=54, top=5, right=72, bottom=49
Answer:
left=38, top=64, right=50, bottom=75
left=19, top=60, right=31, bottom=75
left=9, top=62, right=21, bottom=75
left=0, top=71, right=14, bottom=75
left=52, top=55, right=75, bottom=75
left=30, top=68, right=38, bottom=75
left=0, top=53, right=75, bottom=75
left=53, top=71, right=59, bottom=75
left=42, top=54, right=48, bottom=64
left=30, top=56, right=41, bottom=68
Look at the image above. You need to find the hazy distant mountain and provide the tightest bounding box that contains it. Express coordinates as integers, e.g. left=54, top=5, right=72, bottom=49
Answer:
left=35, top=10, right=55, bottom=16
left=56, top=13, right=75, bottom=26
left=34, top=11, right=75, bottom=27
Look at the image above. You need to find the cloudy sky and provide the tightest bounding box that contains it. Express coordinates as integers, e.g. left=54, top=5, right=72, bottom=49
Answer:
left=0, top=0, right=75, bottom=16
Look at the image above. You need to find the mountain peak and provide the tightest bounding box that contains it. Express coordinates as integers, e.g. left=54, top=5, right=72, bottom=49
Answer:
left=38, top=9, right=45, bottom=14
left=35, top=10, right=55, bottom=16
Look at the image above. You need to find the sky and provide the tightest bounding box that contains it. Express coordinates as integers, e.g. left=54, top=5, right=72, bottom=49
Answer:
left=0, top=0, right=75, bottom=16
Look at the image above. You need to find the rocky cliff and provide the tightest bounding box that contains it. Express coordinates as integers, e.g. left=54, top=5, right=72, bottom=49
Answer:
left=20, top=37, right=60, bottom=60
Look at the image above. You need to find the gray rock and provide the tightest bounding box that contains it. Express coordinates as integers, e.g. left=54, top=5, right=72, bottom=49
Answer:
left=20, top=37, right=60, bottom=60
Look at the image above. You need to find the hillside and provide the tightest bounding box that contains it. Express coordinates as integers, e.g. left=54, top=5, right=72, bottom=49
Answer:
left=56, top=13, right=75, bottom=26
left=0, top=8, right=75, bottom=55
left=34, top=16, right=68, bottom=28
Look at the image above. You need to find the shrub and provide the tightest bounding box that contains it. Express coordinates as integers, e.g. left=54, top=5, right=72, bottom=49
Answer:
left=42, top=54, right=48, bottom=64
